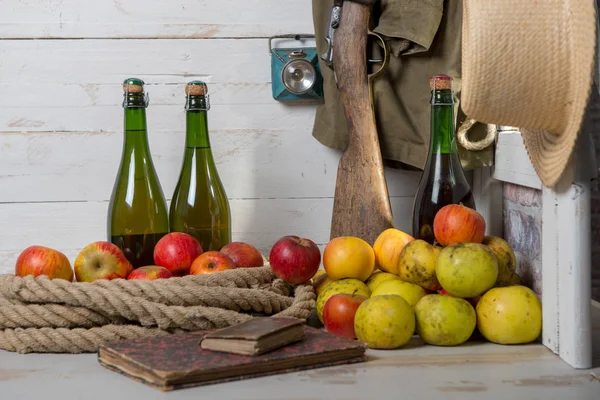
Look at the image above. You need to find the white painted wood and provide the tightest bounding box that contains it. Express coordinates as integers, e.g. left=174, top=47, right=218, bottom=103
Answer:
left=0, top=82, right=277, bottom=107
left=0, top=38, right=301, bottom=87
left=0, top=22, right=420, bottom=273
left=490, top=122, right=597, bottom=368
left=0, top=39, right=419, bottom=202
left=541, top=128, right=597, bottom=369
left=0, top=102, right=316, bottom=134
left=0, top=37, right=421, bottom=203
left=541, top=185, right=560, bottom=357
left=542, top=172, right=593, bottom=368
left=0, top=196, right=415, bottom=275
left=472, top=166, right=504, bottom=237
left=0, top=0, right=314, bottom=39
left=1, top=338, right=599, bottom=399
left=492, top=131, right=543, bottom=190
left=0, top=129, right=420, bottom=203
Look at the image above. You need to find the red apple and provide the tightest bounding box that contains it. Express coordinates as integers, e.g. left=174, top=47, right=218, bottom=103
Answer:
left=322, top=293, right=368, bottom=339
left=74, top=241, right=133, bottom=282
left=127, top=265, right=173, bottom=280
left=439, top=288, right=452, bottom=296
left=433, top=204, right=486, bottom=246
left=15, top=245, right=74, bottom=281
left=153, top=232, right=203, bottom=276
left=190, top=251, right=237, bottom=275
left=220, top=242, right=264, bottom=268
left=269, top=235, right=321, bottom=284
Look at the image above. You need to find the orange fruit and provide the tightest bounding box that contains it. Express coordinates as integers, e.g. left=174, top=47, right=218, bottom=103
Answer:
left=373, top=228, right=415, bottom=274
left=323, top=236, right=375, bottom=282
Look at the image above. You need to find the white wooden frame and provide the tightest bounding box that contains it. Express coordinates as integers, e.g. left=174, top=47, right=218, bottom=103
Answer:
left=475, top=7, right=600, bottom=368
left=472, top=125, right=597, bottom=369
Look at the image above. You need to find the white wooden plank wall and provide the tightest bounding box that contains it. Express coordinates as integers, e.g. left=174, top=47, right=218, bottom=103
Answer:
left=0, top=0, right=421, bottom=273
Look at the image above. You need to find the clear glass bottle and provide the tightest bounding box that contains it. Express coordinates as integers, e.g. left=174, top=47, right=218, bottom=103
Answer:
left=169, top=81, right=231, bottom=251
left=412, top=74, right=476, bottom=244
left=107, top=78, right=169, bottom=268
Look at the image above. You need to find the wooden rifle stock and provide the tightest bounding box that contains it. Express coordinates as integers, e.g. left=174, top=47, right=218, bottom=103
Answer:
left=330, top=1, right=394, bottom=245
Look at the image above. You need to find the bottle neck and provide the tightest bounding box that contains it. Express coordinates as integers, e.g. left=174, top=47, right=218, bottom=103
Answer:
left=186, top=109, right=210, bottom=148
left=123, top=93, right=151, bottom=154
left=430, top=89, right=457, bottom=155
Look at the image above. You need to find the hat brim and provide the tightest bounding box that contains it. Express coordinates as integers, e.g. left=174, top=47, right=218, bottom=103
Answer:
left=520, top=1, right=597, bottom=187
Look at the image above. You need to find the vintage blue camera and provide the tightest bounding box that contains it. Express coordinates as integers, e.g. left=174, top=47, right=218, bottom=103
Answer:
left=269, top=34, right=324, bottom=102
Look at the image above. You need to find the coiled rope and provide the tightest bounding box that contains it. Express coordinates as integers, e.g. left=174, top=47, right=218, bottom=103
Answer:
left=0, top=265, right=316, bottom=354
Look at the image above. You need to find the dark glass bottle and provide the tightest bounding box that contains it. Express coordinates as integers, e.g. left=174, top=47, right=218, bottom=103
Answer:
left=412, top=74, right=476, bottom=244
left=169, top=81, right=231, bottom=251
left=107, top=78, right=169, bottom=268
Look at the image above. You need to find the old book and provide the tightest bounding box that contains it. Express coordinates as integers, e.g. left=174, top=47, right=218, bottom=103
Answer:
left=97, top=325, right=367, bottom=391
left=199, top=317, right=305, bottom=355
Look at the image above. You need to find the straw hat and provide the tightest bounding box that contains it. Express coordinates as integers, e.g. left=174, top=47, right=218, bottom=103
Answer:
left=460, top=0, right=598, bottom=187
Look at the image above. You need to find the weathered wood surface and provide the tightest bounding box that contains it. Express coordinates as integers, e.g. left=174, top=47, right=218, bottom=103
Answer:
left=0, top=0, right=314, bottom=38
left=0, top=1, right=421, bottom=273
left=503, top=183, right=543, bottom=296
left=0, top=125, right=419, bottom=204
left=0, top=197, right=415, bottom=274
left=493, top=131, right=542, bottom=190
left=329, top=1, right=394, bottom=245
left=494, top=121, right=598, bottom=368
left=0, top=302, right=599, bottom=399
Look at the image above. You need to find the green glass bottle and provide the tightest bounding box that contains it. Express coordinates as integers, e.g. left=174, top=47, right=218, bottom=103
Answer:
left=107, top=78, right=169, bottom=268
left=412, top=74, right=476, bottom=244
left=169, top=81, right=231, bottom=251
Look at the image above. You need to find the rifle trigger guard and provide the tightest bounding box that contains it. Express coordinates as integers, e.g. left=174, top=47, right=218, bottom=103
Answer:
left=366, top=31, right=389, bottom=80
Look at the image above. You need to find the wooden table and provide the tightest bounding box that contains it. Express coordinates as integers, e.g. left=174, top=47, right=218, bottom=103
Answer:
left=1, top=304, right=599, bottom=399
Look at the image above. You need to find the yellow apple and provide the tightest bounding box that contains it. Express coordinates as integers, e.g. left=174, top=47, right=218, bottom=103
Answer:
left=354, top=294, right=415, bottom=349
left=371, top=279, right=427, bottom=307
left=365, top=271, right=402, bottom=293
left=476, top=285, right=542, bottom=344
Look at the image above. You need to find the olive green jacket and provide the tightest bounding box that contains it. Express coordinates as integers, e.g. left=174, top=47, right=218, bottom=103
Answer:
left=311, top=0, right=494, bottom=170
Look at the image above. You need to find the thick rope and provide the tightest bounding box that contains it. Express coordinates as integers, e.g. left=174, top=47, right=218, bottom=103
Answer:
left=0, top=285, right=313, bottom=330
left=0, top=266, right=278, bottom=306
left=0, top=303, right=125, bottom=329
left=272, top=285, right=315, bottom=320
left=0, top=264, right=316, bottom=354
left=457, top=119, right=497, bottom=151
left=0, top=325, right=174, bottom=354
left=0, top=282, right=295, bottom=321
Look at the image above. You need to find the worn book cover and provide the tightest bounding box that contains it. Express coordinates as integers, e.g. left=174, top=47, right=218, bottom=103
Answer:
left=199, top=317, right=305, bottom=355
left=97, top=325, right=367, bottom=391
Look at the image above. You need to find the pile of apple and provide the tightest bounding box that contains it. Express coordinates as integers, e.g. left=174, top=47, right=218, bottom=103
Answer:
left=313, top=204, right=543, bottom=350
left=13, top=232, right=323, bottom=285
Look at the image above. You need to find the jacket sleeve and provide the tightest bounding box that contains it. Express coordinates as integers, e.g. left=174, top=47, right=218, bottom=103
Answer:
left=373, top=0, right=444, bottom=56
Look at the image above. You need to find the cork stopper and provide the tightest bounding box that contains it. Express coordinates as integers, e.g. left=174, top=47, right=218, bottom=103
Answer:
left=430, top=74, right=453, bottom=90
left=185, top=80, right=208, bottom=96
left=122, top=77, right=144, bottom=93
